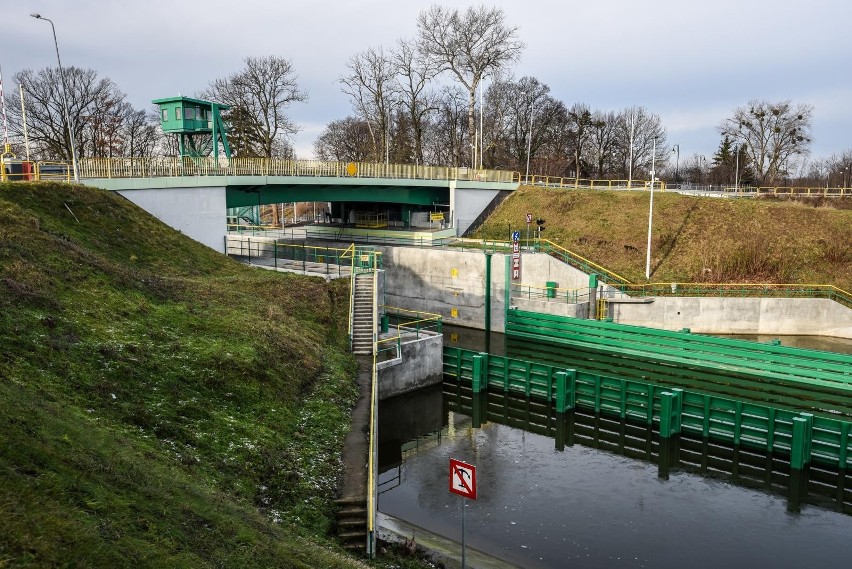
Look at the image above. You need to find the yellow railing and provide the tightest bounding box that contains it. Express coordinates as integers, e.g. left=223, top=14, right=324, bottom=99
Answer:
left=366, top=267, right=380, bottom=557
left=376, top=307, right=443, bottom=358
left=719, top=186, right=850, bottom=197
left=511, top=282, right=588, bottom=304
left=74, top=156, right=518, bottom=184
left=538, top=239, right=632, bottom=285
left=521, top=176, right=665, bottom=190
left=0, top=160, right=71, bottom=183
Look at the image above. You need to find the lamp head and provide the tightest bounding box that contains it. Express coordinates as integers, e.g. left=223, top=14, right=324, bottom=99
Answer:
left=30, top=13, right=42, bottom=18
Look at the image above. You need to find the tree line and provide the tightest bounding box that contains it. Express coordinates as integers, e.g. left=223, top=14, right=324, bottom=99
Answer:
left=4, top=3, right=851, bottom=187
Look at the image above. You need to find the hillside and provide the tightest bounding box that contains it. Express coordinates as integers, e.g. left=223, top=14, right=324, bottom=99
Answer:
left=476, top=187, right=852, bottom=291
left=0, top=182, right=369, bottom=567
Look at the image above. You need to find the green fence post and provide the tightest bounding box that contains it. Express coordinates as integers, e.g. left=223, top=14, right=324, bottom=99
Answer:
left=660, top=392, right=674, bottom=439
left=472, top=354, right=483, bottom=394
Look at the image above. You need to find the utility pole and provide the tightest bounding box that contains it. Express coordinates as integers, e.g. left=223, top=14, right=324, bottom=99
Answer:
left=645, top=137, right=657, bottom=280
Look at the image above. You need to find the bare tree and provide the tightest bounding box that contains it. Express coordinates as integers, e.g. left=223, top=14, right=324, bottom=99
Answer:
left=314, top=117, right=374, bottom=162
left=423, top=86, right=469, bottom=166
left=614, top=106, right=667, bottom=179
left=10, top=66, right=126, bottom=160
left=585, top=111, right=620, bottom=178
left=339, top=47, right=397, bottom=162
left=392, top=38, right=438, bottom=165
left=719, top=100, right=812, bottom=184
left=417, top=4, right=524, bottom=166
left=205, top=56, right=307, bottom=158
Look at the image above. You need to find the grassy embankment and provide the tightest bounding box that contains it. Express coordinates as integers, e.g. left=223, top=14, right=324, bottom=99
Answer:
left=0, top=182, right=373, bottom=567
left=476, top=187, right=852, bottom=291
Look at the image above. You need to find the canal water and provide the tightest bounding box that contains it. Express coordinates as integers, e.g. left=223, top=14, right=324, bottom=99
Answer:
left=377, top=326, right=852, bottom=568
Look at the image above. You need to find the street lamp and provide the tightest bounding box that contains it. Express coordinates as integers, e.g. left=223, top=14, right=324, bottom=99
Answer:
left=645, top=136, right=657, bottom=280
left=672, top=144, right=679, bottom=185
left=31, top=13, right=79, bottom=182
left=734, top=144, right=740, bottom=193
left=525, top=95, right=536, bottom=183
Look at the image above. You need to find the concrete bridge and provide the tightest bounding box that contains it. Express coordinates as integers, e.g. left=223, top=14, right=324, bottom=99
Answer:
left=76, top=157, right=519, bottom=251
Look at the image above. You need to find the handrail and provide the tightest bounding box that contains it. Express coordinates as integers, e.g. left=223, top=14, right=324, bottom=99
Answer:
left=367, top=266, right=379, bottom=556
left=345, top=244, right=356, bottom=351
left=537, top=239, right=632, bottom=285
left=73, top=156, right=519, bottom=184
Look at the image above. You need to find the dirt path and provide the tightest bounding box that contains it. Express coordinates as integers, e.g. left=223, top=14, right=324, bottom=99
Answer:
left=339, top=355, right=373, bottom=501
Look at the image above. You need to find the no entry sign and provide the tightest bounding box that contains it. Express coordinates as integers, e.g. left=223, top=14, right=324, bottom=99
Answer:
left=449, top=458, right=477, bottom=500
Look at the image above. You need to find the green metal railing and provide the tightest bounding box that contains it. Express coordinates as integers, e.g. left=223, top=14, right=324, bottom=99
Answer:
left=225, top=237, right=382, bottom=276
left=444, top=346, right=852, bottom=470
left=376, top=307, right=443, bottom=361
left=510, top=283, right=587, bottom=304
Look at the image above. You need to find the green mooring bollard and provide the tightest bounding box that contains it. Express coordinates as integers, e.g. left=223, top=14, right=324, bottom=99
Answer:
left=555, top=371, right=568, bottom=413
left=791, top=417, right=808, bottom=470
left=380, top=314, right=389, bottom=334
left=472, top=355, right=483, bottom=394
left=660, top=392, right=674, bottom=439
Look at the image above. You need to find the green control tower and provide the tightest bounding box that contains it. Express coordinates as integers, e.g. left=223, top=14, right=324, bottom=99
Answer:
left=152, top=96, right=231, bottom=159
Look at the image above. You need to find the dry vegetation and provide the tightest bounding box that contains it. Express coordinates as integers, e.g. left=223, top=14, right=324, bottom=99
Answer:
left=476, top=187, right=852, bottom=290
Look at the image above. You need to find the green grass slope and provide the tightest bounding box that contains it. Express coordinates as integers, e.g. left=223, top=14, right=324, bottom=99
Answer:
left=477, top=188, right=852, bottom=291
left=0, top=182, right=367, bottom=568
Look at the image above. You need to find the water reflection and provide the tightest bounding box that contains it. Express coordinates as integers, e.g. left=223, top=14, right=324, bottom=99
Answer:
left=378, top=381, right=852, bottom=569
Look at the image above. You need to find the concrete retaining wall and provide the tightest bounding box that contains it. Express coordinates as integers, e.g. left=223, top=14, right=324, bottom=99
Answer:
left=610, top=296, right=852, bottom=338
left=377, top=331, right=443, bottom=400
left=381, top=247, right=591, bottom=333
left=377, top=247, right=850, bottom=338
left=118, top=186, right=227, bottom=252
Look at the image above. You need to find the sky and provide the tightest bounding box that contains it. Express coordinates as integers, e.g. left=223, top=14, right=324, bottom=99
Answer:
left=3, top=0, right=851, bottom=168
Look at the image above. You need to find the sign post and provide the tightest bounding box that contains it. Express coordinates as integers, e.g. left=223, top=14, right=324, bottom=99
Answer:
left=511, top=230, right=521, bottom=280
left=525, top=213, right=532, bottom=247
left=449, top=458, right=477, bottom=568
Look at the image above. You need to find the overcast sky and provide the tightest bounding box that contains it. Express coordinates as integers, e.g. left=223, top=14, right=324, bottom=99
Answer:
left=4, top=0, right=850, bottom=167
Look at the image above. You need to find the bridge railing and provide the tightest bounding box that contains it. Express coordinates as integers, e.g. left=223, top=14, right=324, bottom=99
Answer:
left=77, top=156, right=519, bottom=183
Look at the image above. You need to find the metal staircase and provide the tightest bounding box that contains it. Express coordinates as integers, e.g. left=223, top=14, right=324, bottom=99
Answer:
left=351, top=272, right=375, bottom=355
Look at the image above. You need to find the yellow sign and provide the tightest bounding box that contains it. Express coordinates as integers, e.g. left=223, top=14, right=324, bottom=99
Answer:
left=450, top=333, right=458, bottom=342
left=451, top=307, right=458, bottom=318
left=346, top=162, right=358, bottom=176
left=430, top=212, right=445, bottom=221
left=451, top=268, right=458, bottom=278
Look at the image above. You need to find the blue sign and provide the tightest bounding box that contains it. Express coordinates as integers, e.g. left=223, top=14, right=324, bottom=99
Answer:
left=512, top=231, right=521, bottom=242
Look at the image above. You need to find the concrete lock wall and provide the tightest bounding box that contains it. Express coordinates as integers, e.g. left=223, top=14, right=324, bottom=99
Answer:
left=380, top=247, right=590, bottom=332
left=611, top=297, right=852, bottom=339
left=118, top=186, right=227, bottom=252
left=377, top=332, right=444, bottom=400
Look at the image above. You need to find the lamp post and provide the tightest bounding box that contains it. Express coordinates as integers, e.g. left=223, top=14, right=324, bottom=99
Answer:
left=384, top=102, right=393, bottom=165
left=645, top=137, right=657, bottom=280
left=31, top=13, right=79, bottom=182
left=672, top=144, right=679, bottom=185
left=734, top=144, right=740, bottom=193
left=525, top=95, right=535, bottom=184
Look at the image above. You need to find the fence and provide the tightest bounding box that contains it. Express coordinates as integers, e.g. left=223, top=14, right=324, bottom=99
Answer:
left=225, top=236, right=382, bottom=277
left=444, top=346, right=852, bottom=470
left=376, top=307, right=443, bottom=361
left=76, top=157, right=518, bottom=184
